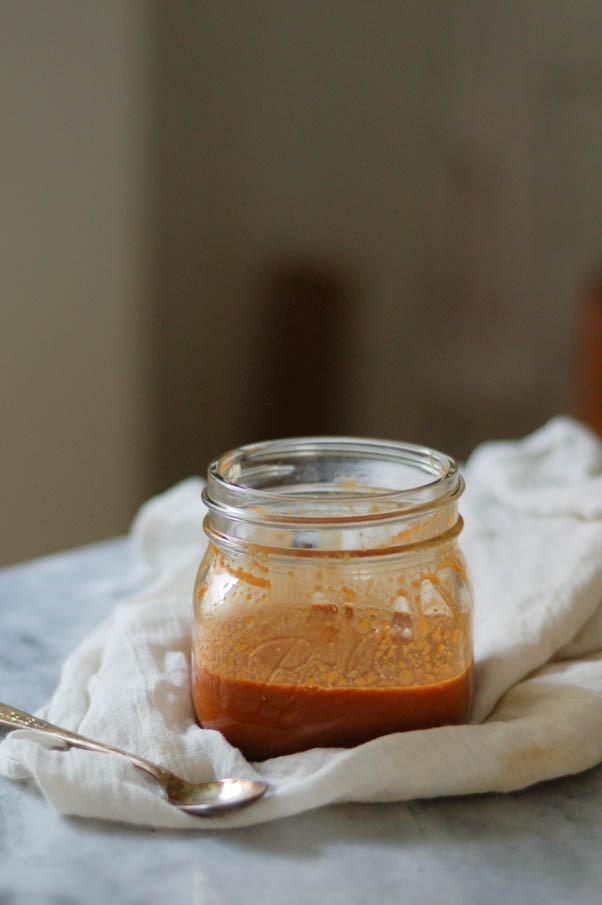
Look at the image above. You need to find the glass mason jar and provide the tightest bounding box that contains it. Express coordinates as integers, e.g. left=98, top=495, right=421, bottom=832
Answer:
left=192, top=437, right=473, bottom=761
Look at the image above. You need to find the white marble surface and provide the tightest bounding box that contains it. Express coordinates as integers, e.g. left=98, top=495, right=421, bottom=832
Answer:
left=1, top=539, right=602, bottom=905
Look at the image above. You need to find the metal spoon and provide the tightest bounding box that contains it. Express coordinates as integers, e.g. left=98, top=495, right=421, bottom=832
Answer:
left=0, top=703, right=268, bottom=815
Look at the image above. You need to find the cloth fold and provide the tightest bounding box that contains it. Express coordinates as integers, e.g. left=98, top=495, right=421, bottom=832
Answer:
left=1, top=417, right=602, bottom=829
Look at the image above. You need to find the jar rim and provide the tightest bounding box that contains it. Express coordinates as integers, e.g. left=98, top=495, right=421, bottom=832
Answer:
left=204, top=436, right=463, bottom=525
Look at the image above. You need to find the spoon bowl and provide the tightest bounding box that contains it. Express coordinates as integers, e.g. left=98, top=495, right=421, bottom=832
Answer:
left=0, top=703, right=268, bottom=816
left=164, top=777, right=268, bottom=814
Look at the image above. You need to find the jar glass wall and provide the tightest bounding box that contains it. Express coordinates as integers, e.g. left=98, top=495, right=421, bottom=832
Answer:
left=192, top=437, right=473, bottom=761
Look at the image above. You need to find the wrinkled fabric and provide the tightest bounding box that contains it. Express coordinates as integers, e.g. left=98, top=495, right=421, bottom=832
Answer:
left=1, top=417, right=601, bottom=829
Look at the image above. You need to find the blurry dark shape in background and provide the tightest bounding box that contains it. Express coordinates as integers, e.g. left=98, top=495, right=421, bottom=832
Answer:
left=250, top=258, right=356, bottom=440
left=573, top=270, right=602, bottom=437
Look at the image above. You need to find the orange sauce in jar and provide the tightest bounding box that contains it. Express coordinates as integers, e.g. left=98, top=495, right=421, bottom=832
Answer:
left=192, top=595, right=473, bottom=760
left=193, top=663, right=473, bottom=761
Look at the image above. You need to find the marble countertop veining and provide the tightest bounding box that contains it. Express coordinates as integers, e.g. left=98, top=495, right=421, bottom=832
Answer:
left=1, top=539, right=602, bottom=905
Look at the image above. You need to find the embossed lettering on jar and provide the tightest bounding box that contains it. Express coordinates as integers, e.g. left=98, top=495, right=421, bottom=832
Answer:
left=192, top=437, right=473, bottom=761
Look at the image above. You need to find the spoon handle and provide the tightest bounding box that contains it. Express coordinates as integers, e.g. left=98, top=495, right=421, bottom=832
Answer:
left=0, top=702, right=172, bottom=787
left=1, top=702, right=125, bottom=755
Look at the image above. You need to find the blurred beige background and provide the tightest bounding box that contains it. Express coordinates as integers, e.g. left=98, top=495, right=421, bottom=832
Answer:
left=2, top=1, right=602, bottom=566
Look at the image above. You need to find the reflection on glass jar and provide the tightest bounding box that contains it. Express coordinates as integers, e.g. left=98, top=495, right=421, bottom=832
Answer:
left=192, top=437, right=473, bottom=761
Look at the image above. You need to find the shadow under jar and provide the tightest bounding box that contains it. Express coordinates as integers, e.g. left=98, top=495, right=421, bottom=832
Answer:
left=192, top=437, right=473, bottom=761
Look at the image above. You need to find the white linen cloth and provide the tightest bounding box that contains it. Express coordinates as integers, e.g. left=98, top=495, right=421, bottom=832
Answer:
left=1, top=417, right=602, bottom=829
